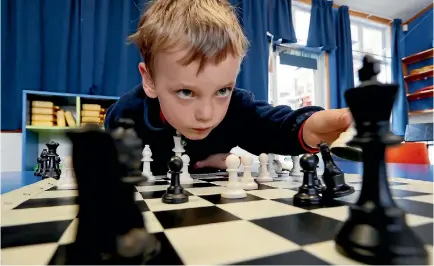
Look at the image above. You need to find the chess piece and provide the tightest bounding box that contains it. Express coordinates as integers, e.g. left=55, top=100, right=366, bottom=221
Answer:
left=290, top=155, right=302, bottom=175
left=180, top=154, right=194, bottom=185
left=319, top=142, right=354, bottom=199
left=256, top=153, right=273, bottom=182
left=57, top=156, right=77, bottom=190
left=222, top=154, right=247, bottom=198
left=34, top=149, right=48, bottom=176
left=162, top=156, right=189, bottom=204
left=329, top=123, right=362, bottom=162
left=168, top=134, right=186, bottom=178
left=62, top=120, right=160, bottom=265
left=293, top=153, right=322, bottom=206
left=240, top=154, right=258, bottom=190
left=42, top=141, right=61, bottom=180
left=334, top=55, right=428, bottom=265
left=142, top=145, right=155, bottom=181
left=267, top=153, right=278, bottom=177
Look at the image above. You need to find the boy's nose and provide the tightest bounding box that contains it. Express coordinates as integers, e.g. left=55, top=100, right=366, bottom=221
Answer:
left=195, top=105, right=213, bottom=122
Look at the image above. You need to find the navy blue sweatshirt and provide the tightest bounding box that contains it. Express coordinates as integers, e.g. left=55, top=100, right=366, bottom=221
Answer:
left=104, top=84, right=324, bottom=175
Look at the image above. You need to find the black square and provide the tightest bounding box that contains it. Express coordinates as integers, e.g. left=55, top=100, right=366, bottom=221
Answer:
left=187, top=182, right=218, bottom=188
left=200, top=193, right=263, bottom=204
left=395, top=198, right=433, bottom=218
left=153, top=206, right=240, bottom=229
left=1, top=220, right=74, bottom=249
left=199, top=177, right=228, bottom=182
left=251, top=212, right=343, bottom=246
left=235, top=250, right=330, bottom=265
left=135, top=200, right=150, bottom=212
left=273, top=197, right=348, bottom=210
left=47, top=187, right=78, bottom=191
left=13, top=197, right=78, bottom=209
left=413, top=222, right=433, bottom=245
left=391, top=189, right=430, bottom=198
left=140, top=190, right=193, bottom=199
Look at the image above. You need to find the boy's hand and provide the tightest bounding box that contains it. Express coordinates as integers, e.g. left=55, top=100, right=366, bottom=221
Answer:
left=195, top=153, right=234, bottom=170
left=302, top=108, right=352, bottom=148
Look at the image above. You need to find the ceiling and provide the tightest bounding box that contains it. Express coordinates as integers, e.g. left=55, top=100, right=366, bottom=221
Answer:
left=333, top=0, right=433, bottom=22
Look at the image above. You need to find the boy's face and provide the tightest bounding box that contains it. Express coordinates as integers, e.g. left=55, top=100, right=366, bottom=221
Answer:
left=139, top=49, right=241, bottom=140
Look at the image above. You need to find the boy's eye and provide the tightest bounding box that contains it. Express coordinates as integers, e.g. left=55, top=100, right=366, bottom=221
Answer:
left=216, top=87, right=232, bottom=97
left=176, top=89, right=194, bottom=98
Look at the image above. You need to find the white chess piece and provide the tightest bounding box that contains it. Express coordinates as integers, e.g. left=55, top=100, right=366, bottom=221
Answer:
left=290, top=155, right=302, bottom=175
left=256, top=153, right=273, bottom=183
left=267, top=153, right=278, bottom=178
left=221, top=154, right=247, bottom=199
left=180, top=154, right=194, bottom=185
left=57, top=156, right=77, bottom=190
left=240, top=154, right=258, bottom=190
left=330, top=123, right=362, bottom=161
left=168, top=135, right=186, bottom=178
left=142, top=145, right=155, bottom=181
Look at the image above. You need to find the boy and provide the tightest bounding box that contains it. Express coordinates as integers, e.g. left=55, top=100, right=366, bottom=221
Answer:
left=104, top=0, right=352, bottom=175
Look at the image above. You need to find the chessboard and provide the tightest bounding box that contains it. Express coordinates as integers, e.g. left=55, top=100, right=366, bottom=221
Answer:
left=1, top=172, right=433, bottom=265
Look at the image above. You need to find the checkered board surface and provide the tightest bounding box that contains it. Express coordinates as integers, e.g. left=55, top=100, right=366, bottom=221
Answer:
left=1, top=173, right=433, bottom=265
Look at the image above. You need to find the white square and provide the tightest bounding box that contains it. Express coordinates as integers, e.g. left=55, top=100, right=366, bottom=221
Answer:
left=265, top=181, right=299, bottom=189
left=405, top=213, right=434, bottom=227
left=247, top=188, right=297, bottom=199
left=2, top=205, right=79, bottom=227
left=164, top=220, right=300, bottom=265
left=135, top=185, right=169, bottom=192
left=59, top=219, right=79, bottom=244
left=302, top=240, right=362, bottom=265
left=134, top=192, right=144, bottom=201
left=184, top=186, right=226, bottom=196
left=144, top=196, right=214, bottom=212
left=217, top=200, right=306, bottom=220
left=143, top=211, right=164, bottom=233
left=1, top=243, right=58, bottom=265
left=310, top=206, right=349, bottom=221
left=394, top=185, right=433, bottom=194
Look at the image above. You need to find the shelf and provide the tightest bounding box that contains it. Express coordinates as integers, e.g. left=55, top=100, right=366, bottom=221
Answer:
left=404, top=69, right=434, bottom=83
left=402, top=48, right=434, bottom=65
left=409, top=109, right=433, bottom=116
left=407, top=86, right=434, bottom=101
left=25, top=125, right=77, bottom=131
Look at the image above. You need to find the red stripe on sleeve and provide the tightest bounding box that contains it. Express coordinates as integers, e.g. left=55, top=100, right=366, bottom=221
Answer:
left=298, top=121, right=319, bottom=153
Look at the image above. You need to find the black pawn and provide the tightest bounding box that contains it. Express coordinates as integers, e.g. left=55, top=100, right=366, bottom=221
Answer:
left=162, top=156, right=189, bottom=204
left=334, top=55, right=428, bottom=265
left=293, top=153, right=322, bottom=206
left=319, top=142, right=354, bottom=199
left=34, top=149, right=47, bottom=176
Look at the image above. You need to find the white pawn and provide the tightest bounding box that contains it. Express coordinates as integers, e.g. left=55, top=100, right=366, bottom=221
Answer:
left=240, top=154, right=258, bottom=190
left=256, top=153, right=273, bottom=183
left=268, top=153, right=278, bottom=178
left=290, top=155, right=302, bottom=176
left=221, top=154, right=247, bottom=199
left=180, top=154, right=193, bottom=185
left=57, top=156, right=77, bottom=190
left=142, top=145, right=155, bottom=181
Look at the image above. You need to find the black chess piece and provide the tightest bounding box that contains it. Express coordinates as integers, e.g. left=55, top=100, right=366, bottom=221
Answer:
left=34, top=149, right=48, bottom=176
left=319, top=142, right=355, bottom=199
left=42, top=141, right=61, bottom=180
left=162, top=156, right=189, bottom=204
left=51, top=121, right=161, bottom=265
left=293, top=153, right=322, bottom=206
left=313, top=154, right=326, bottom=192
left=334, top=55, right=428, bottom=265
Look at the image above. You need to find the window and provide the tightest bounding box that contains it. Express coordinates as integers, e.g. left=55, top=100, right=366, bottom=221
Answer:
left=351, top=18, right=392, bottom=86
left=292, top=3, right=311, bottom=45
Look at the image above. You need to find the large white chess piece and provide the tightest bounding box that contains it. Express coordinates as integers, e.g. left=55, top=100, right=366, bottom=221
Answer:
left=221, top=154, right=247, bottom=199
left=142, top=145, right=155, bottom=181
left=240, top=154, right=258, bottom=190
left=256, top=153, right=273, bottom=183
left=57, top=156, right=77, bottom=190
left=180, top=154, right=194, bottom=185
left=330, top=123, right=362, bottom=161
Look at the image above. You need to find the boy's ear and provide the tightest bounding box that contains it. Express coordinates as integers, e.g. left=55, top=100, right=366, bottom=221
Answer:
left=138, top=62, right=157, bottom=98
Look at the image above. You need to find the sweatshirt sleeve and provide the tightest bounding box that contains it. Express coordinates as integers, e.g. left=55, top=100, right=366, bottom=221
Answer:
left=232, top=89, right=323, bottom=156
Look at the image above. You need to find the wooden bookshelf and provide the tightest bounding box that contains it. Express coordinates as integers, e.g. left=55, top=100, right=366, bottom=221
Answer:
left=402, top=48, right=434, bottom=114
left=22, top=90, right=119, bottom=171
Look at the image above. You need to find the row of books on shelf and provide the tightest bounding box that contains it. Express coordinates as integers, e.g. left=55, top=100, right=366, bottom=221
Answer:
left=26, top=101, right=106, bottom=128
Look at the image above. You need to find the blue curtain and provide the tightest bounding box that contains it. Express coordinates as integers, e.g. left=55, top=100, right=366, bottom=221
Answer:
left=306, top=0, right=336, bottom=51
left=391, top=19, right=409, bottom=136
left=268, top=0, right=297, bottom=44
left=79, top=0, right=147, bottom=96
left=230, top=0, right=269, bottom=102
left=2, top=0, right=81, bottom=131
left=328, top=6, right=354, bottom=109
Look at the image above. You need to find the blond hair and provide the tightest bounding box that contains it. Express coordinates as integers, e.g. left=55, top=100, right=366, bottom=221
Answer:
left=128, top=0, right=249, bottom=77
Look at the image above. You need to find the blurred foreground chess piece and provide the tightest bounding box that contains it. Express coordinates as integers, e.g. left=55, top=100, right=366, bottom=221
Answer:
left=50, top=120, right=160, bottom=265
left=330, top=55, right=383, bottom=162
left=334, top=55, right=428, bottom=265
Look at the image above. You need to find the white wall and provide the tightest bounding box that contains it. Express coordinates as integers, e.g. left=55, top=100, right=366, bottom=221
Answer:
left=409, top=113, right=433, bottom=124
left=1, top=133, right=22, bottom=172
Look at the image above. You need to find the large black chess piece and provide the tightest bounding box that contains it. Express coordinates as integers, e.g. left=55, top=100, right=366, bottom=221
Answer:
left=293, top=153, right=322, bottom=206
left=42, top=141, right=61, bottom=180
left=334, top=55, right=428, bottom=265
left=51, top=121, right=160, bottom=265
left=319, top=142, right=354, bottom=199
left=162, top=156, right=189, bottom=204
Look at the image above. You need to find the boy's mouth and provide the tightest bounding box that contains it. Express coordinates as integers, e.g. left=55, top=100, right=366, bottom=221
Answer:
left=192, top=127, right=210, bottom=132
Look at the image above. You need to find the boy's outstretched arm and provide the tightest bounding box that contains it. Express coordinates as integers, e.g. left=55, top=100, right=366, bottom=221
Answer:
left=231, top=89, right=351, bottom=156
